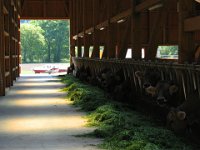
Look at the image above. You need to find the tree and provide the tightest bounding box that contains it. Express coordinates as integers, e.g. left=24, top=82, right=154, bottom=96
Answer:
left=159, top=46, right=178, bottom=56
left=21, top=24, right=46, bottom=63
left=30, top=20, right=70, bottom=63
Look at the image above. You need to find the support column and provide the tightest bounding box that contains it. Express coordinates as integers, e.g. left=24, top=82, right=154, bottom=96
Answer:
left=91, top=0, right=100, bottom=58
left=106, top=0, right=116, bottom=58
left=132, top=0, right=142, bottom=59
left=70, top=0, right=75, bottom=63
left=178, top=0, right=195, bottom=63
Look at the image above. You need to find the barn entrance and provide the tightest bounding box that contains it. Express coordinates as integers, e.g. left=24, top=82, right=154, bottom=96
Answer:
left=20, top=20, right=70, bottom=75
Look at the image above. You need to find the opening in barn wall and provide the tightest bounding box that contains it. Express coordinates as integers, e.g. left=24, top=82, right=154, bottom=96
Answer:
left=20, top=19, right=70, bottom=75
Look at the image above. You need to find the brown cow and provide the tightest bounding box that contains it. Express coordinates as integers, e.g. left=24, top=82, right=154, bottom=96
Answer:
left=167, top=91, right=200, bottom=135
left=145, top=80, right=180, bottom=107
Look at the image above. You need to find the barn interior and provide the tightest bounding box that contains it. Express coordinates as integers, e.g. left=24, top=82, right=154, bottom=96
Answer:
left=1, top=0, right=200, bottom=148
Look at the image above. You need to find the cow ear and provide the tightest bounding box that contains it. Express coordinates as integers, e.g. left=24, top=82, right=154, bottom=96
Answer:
left=167, top=111, right=176, bottom=121
left=145, top=86, right=157, bottom=96
left=135, top=71, right=144, bottom=79
left=102, top=73, right=107, bottom=79
left=169, top=85, right=178, bottom=95
left=177, top=111, right=186, bottom=120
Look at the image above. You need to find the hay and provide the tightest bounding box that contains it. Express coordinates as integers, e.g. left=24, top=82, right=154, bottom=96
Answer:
left=61, top=75, right=199, bottom=150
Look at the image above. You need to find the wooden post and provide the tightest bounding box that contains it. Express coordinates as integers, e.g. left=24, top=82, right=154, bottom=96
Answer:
left=145, top=1, right=167, bottom=60
left=0, top=0, right=5, bottom=96
left=106, top=0, right=116, bottom=58
left=76, top=0, right=82, bottom=57
left=132, top=0, right=142, bottom=59
left=178, top=0, right=195, bottom=63
left=83, top=0, right=89, bottom=57
left=91, top=0, right=100, bottom=58
left=118, top=18, right=131, bottom=59
left=70, top=0, right=75, bottom=63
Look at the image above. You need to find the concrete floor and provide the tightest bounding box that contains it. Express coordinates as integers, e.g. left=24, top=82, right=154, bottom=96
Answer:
left=0, top=75, right=102, bottom=150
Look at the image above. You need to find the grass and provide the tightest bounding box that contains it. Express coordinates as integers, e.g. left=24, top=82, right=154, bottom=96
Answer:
left=61, top=75, right=199, bottom=150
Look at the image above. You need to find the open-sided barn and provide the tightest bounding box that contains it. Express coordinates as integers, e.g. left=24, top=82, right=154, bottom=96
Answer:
left=1, top=0, right=200, bottom=148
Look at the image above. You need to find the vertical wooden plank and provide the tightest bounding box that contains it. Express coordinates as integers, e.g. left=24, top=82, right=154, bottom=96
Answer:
left=106, top=0, right=116, bottom=58
left=69, top=0, right=75, bottom=63
left=9, top=1, right=14, bottom=86
left=83, top=0, right=89, bottom=57
left=178, top=0, right=195, bottom=63
left=0, top=0, right=5, bottom=95
left=146, top=10, right=162, bottom=60
left=118, top=18, right=131, bottom=59
left=91, top=0, right=100, bottom=58
left=76, top=0, right=81, bottom=57
left=132, top=0, right=142, bottom=59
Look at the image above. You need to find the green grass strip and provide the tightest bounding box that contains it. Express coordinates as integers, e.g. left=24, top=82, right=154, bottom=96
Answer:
left=61, top=75, right=199, bottom=150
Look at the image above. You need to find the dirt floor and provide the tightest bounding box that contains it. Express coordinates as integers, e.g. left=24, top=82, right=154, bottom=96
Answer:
left=0, top=74, right=102, bottom=150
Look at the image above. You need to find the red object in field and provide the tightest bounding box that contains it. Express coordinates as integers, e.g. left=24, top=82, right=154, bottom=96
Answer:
left=33, top=65, right=67, bottom=74
left=33, top=69, right=47, bottom=74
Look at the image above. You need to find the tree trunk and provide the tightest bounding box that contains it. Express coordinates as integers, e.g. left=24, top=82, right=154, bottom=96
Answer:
left=47, top=42, right=51, bottom=62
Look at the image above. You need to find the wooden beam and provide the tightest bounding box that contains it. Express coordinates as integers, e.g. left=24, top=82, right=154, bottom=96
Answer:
left=69, top=0, right=75, bottom=63
left=106, top=0, right=116, bottom=58
left=85, top=27, right=94, bottom=34
left=96, top=20, right=108, bottom=30
left=178, top=0, right=195, bottom=63
left=184, top=15, right=200, bottom=32
left=110, top=9, right=132, bottom=23
left=132, top=0, right=142, bottom=59
left=146, top=5, right=167, bottom=60
left=91, top=0, right=100, bottom=58
left=0, top=0, right=5, bottom=96
left=118, top=18, right=131, bottom=59
left=135, top=0, right=162, bottom=12
left=83, top=0, right=91, bottom=58
left=78, top=32, right=84, bottom=38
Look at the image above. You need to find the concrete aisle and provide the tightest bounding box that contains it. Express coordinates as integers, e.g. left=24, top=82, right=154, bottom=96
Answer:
left=0, top=75, right=102, bottom=150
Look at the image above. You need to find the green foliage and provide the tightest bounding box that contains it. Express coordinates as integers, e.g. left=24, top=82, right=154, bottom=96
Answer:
left=157, top=46, right=178, bottom=59
left=21, top=20, right=70, bottom=63
left=21, top=24, right=46, bottom=63
left=62, top=75, right=199, bottom=150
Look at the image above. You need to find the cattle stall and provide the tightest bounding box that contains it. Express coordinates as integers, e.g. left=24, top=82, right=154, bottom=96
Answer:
left=73, top=57, right=200, bottom=101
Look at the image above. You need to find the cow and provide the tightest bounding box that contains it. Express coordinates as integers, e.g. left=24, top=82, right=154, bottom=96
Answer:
left=135, top=68, right=161, bottom=89
left=96, top=68, right=124, bottom=92
left=73, top=66, right=91, bottom=82
left=167, top=91, right=200, bottom=136
left=145, top=80, right=180, bottom=107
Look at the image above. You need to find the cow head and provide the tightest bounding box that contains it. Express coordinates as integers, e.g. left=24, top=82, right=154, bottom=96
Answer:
left=167, top=108, right=188, bottom=134
left=135, top=69, right=161, bottom=89
left=145, top=81, right=179, bottom=106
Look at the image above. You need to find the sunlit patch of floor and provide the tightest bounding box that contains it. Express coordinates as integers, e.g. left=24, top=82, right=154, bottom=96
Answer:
left=0, top=115, right=87, bottom=134
left=0, top=75, right=101, bottom=150
left=14, top=89, right=63, bottom=95
left=0, top=98, right=67, bottom=107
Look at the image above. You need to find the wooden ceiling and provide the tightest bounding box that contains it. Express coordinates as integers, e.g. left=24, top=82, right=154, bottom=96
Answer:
left=21, top=0, right=70, bottom=19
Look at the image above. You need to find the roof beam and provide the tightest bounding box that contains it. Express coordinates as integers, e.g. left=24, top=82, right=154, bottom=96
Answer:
left=135, top=0, right=161, bottom=12
left=110, top=9, right=132, bottom=23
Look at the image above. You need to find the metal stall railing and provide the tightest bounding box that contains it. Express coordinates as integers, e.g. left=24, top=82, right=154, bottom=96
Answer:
left=72, top=57, right=200, bottom=101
